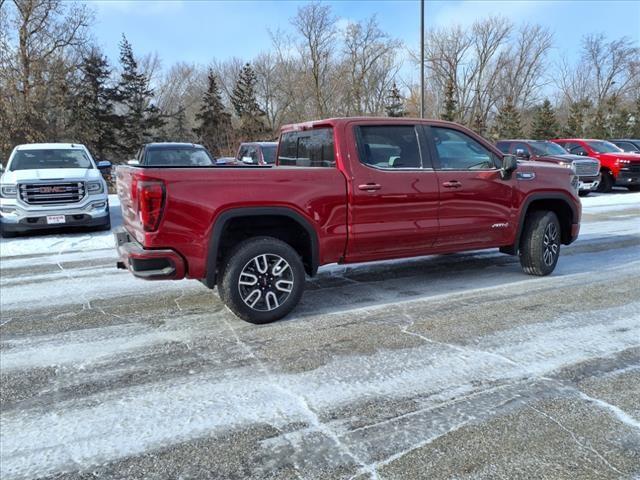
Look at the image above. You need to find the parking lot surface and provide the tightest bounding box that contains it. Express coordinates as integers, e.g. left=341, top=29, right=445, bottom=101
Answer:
left=1, top=192, right=639, bottom=480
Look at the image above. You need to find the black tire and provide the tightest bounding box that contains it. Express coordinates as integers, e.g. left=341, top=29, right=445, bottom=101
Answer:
left=596, top=171, right=613, bottom=193
left=578, top=190, right=591, bottom=197
left=217, top=236, right=305, bottom=324
left=97, top=218, right=112, bottom=231
left=0, top=228, right=18, bottom=238
left=519, top=211, right=561, bottom=276
left=626, top=185, right=640, bottom=192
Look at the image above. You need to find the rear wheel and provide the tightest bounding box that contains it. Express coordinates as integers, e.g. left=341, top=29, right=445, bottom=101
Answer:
left=596, top=171, right=613, bottom=193
left=519, top=211, right=561, bottom=276
left=217, top=236, right=305, bottom=324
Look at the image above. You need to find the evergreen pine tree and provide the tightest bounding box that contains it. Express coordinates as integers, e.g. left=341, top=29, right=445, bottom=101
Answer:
left=564, top=101, right=586, bottom=137
left=172, top=106, right=192, bottom=142
left=632, top=97, right=640, bottom=138
left=115, top=35, right=165, bottom=157
left=72, top=50, right=118, bottom=160
left=441, top=78, right=457, bottom=122
left=495, top=96, right=522, bottom=139
left=588, top=108, right=608, bottom=138
left=609, top=109, right=631, bottom=138
left=530, top=99, right=559, bottom=139
left=193, top=70, right=231, bottom=157
left=384, top=82, right=405, bottom=117
left=231, top=63, right=267, bottom=141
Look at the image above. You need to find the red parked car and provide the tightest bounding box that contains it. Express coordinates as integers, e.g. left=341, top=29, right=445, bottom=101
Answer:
left=115, top=118, right=581, bottom=323
left=551, top=138, right=640, bottom=192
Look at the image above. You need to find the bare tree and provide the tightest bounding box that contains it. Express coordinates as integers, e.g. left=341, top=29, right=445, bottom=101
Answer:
left=581, top=33, right=639, bottom=106
left=341, top=15, right=402, bottom=115
left=1, top=0, right=92, bottom=147
left=290, top=1, right=337, bottom=117
left=498, top=24, right=553, bottom=110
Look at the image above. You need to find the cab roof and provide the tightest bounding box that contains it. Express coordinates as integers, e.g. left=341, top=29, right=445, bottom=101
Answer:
left=15, top=143, right=87, bottom=150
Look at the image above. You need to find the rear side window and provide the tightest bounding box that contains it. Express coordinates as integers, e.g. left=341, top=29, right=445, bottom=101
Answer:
left=357, top=125, right=422, bottom=169
left=278, top=128, right=335, bottom=167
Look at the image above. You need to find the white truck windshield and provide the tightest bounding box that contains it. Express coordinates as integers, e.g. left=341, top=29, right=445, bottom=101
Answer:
left=10, top=150, right=93, bottom=170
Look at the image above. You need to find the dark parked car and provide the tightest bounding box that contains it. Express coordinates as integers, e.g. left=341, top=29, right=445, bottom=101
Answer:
left=496, top=139, right=600, bottom=196
left=128, top=143, right=215, bottom=167
left=609, top=139, right=640, bottom=153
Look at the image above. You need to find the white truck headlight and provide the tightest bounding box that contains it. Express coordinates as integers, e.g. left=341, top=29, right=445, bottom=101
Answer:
left=87, top=181, right=104, bottom=194
left=0, top=185, right=17, bottom=198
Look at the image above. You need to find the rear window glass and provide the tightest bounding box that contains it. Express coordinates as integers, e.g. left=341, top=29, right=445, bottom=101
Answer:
left=278, top=128, right=335, bottom=167
left=146, top=148, right=214, bottom=167
left=10, top=149, right=92, bottom=170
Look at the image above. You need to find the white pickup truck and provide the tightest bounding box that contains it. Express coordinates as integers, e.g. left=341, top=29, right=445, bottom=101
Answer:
left=0, top=143, right=111, bottom=237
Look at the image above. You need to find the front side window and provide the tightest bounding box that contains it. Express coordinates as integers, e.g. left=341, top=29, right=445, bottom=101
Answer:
left=431, top=127, right=498, bottom=170
left=586, top=140, right=622, bottom=153
left=146, top=148, right=214, bottom=166
left=496, top=142, right=510, bottom=154
left=278, top=128, right=335, bottom=167
left=10, top=149, right=93, bottom=170
left=567, top=144, right=588, bottom=156
left=261, top=145, right=276, bottom=164
left=357, top=125, right=422, bottom=169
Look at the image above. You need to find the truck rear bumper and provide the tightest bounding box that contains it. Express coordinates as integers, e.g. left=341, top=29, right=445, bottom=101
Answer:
left=114, top=226, right=186, bottom=280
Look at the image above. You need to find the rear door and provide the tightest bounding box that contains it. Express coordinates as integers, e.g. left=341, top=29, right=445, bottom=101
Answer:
left=426, top=125, right=516, bottom=249
left=344, top=121, right=440, bottom=262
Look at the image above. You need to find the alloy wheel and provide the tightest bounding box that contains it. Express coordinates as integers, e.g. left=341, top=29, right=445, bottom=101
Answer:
left=238, top=254, right=294, bottom=311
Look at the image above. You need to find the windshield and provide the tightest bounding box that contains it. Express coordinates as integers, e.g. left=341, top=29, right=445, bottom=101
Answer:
left=10, top=149, right=93, bottom=170
left=262, top=145, right=276, bottom=164
left=145, top=148, right=214, bottom=166
left=529, top=141, right=568, bottom=156
left=586, top=141, right=623, bottom=153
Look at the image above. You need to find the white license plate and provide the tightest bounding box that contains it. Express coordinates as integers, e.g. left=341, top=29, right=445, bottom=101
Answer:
left=46, top=215, right=66, bottom=224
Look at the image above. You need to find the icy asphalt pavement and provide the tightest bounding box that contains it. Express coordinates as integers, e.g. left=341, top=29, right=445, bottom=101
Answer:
left=1, top=192, right=639, bottom=480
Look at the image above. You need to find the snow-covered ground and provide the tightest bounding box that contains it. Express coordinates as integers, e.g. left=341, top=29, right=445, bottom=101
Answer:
left=1, top=191, right=639, bottom=480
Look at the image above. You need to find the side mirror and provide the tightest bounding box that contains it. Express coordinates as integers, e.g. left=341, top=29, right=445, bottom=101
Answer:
left=97, top=160, right=112, bottom=170
left=515, top=148, right=530, bottom=159
left=501, top=154, right=518, bottom=179
left=127, top=159, right=139, bottom=166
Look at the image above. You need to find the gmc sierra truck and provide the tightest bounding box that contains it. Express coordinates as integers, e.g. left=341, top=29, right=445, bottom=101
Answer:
left=1, top=143, right=111, bottom=237
left=552, top=138, right=640, bottom=192
left=495, top=139, right=600, bottom=196
left=115, top=118, right=581, bottom=324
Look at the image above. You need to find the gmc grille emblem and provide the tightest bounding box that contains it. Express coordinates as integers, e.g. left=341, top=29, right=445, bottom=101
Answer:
left=39, top=186, right=66, bottom=193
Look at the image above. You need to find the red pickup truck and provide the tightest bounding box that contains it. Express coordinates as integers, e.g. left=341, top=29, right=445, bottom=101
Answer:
left=552, top=138, right=640, bottom=192
left=115, top=118, right=581, bottom=323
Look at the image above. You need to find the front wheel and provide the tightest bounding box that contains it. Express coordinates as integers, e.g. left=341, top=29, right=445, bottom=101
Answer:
left=596, top=171, right=613, bottom=193
left=217, top=237, right=305, bottom=324
left=519, top=211, right=561, bottom=276
left=578, top=190, right=591, bottom=197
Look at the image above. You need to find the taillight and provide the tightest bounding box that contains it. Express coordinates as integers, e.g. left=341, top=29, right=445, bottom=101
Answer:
left=137, top=180, right=165, bottom=232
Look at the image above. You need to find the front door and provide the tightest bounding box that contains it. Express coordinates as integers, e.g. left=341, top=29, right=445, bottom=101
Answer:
left=427, top=126, right=516, bottom=249
left=344, top=122, right=440, bottom=262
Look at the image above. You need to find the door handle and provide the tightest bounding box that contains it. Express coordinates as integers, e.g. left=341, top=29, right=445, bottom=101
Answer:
left=358, top=183, right=382, bottom=191
left=442, top=180, right=462, bottom=188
